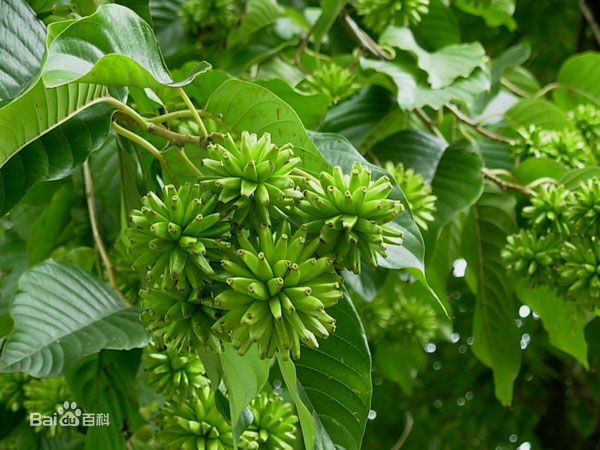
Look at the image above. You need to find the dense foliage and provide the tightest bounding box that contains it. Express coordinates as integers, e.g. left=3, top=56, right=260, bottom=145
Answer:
left=1, top=0, right=600, bottom=448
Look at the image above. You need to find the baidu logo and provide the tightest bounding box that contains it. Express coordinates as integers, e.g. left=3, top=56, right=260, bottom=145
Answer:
left=30, top=401, right=109, bottom=428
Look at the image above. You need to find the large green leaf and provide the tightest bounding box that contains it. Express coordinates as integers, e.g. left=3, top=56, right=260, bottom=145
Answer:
left=204, top=79, right=330, bottom=172
left=515, top=283, right=589, bottom=368
left=319, top=85, right=395, bottom=148
left=513, top=157, right=569, bottom=184
left=220, top=344, right=270, bottom=443
left=42, top=4, right=210, bottom=89
left=553, top=52, right=600, bottom=110
left=462, top=186, right=520, bottom=406
left=227, top=0, right=284, bottom=48
left=27, top=183, right=74, bottom=265
left=66, top=349, right=145, bottom=450
left=0, top=0, right=46, bottom=104
left=280, top=294, right=371, bottom=450
left=312, top=0, right=348, bottom=51
left=424, top=141, right=484, bottom=253
left=0, top=260, right=149, bottom=377
left=149, top=0, right=189, bottom=58
left=414, top=0, right=460, bottom=50
left=380, top=27, right=486, bottom=89
left=453, top=0, right=516, bottom=30
left=361, top=57, right=491, bottom=110
left=504, top=98, right=573, bottom=131
left=372, top=130, right=447, bottom=184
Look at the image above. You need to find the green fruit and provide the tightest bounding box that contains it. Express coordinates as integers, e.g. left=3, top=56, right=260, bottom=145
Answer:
left=0, top=372, right=30, bottom=412
left=502, top=229, right=560, bottom=286
left=566, top=178, right=600, bottom=235
left=303, top=63, right=360, bottom=104
left=144, top=343, right=209, bottom=399
left=157, top=384, right=235, bottom=449
left=294, top=162, right=404, bottom=273
left=385, top=162, right=436, bottom=230
left=356, top=0, right=430, bottom=33
left=210, top=224, right=342, bottom=360
left=522, top=184, right=571, bottom=235
left=559, top=237, right=600, bottom=310
left=569, top=104, right=600, bottom=154
left=24, top=377, right=70, bottom=437
left=127, top=183, right=231, bottom=290
left=180, top=0, right=238, bottom=48
left=201, top=132, right=303, bottom=226
left=244, top=391, right=298, bottom=450
left=141, top=287, right=221, bottom=353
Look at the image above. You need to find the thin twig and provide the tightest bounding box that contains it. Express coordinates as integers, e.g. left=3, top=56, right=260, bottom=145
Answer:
left=176, top=146, right=203, bottom=178
left=83, top=160, right=131, bottom=307
left=445, top=103, right=517, bottom=144
left=114, top=111, right=201, bottom=147
left=579, top=0, right=600, bottom=47
left=481, top=167, right=531, bottom=195
left=415, top=108, right=447, bottom=142
left=339, top=10, right=390, bottom=59
left=500, top=78, right=531, bottom=98
left=177, top=88, right=209, bottom=137
left=533, top=81, right=600, bottom=107
left=295, top=23, right=315, bottom=73
left=111, top=122, right=178, bottom=183
left=391, top=412, right=414, bottom=450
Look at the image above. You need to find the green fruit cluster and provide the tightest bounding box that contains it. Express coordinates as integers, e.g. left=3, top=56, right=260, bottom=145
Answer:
left=385, top=162, right=436, bottom=230
left=180, top=0, right=238, bottom=47
left=0, top=372, right=30, bottom=412
left=569, top=104, right=600, bottom=153
left=503, top=178, right=600, bottom=309
left=23, top=377, right=70, bottom=436
left=295, top=162, right=404, bottom=274
left=144, top=343, right=209, bottom=398
left=355, top=0, right=430, bottom=33
left=209, top=222, right=342, bottom=360
left=127, top=132, right=404, bottom=361
left=245, top=391, right=298, bottom=449
left=511, top=125, right=595, bottom=168
left=303, top=63, right=360, bottom=104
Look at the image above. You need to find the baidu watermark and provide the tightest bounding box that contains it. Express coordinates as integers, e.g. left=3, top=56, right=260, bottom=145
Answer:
left=29, top=401, right=109, bottom=428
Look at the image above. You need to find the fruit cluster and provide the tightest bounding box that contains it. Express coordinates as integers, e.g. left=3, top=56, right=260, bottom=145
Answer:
left=126, top=133, right=403, bottom=360
left=502, top=178, right=600, bottom=309
left=180, top=0, right=238, bottom=48
left=303, top=63, right=360, bottom=104
left=355, top=0, right=430, bottom=33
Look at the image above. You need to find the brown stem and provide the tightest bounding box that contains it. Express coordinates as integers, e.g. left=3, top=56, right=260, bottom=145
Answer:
left=391, top=412, right=414, bottom=450
left=579, top=0, right=600, bottom=47
left=481, top=167, right=531, bottom=195
left=415, top=108, right=447, bottom=142
left=445, top=103, right=517, bottom=144
left=339, top=10, right=390, bottom=60
left=83, top=160, right=131, bottom=307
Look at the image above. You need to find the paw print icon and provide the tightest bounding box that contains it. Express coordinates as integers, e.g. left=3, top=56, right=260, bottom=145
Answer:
left=58, top=401, right=82, bottom=427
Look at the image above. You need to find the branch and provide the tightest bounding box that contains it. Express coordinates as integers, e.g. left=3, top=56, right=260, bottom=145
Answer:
left=445, top=103, right=517, bottom=144
left=177, top=87, right=208, bottom=137
left=533, top=81, right=600, bottom=107
left=481, top=167, right=531, bottom=195
left=415, top=108, right=447, bottom=142
left=83, top=160, right=131, bottom=307
left=500, top=78, right=531, bottom=98
left=391, top=412, right=414, bottom=450
left=339, top=10, right=391, bottom=60
left=579, top=0, right=600, bottom=47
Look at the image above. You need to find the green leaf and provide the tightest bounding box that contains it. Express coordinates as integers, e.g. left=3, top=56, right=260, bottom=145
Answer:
left=149, top=0, right=188, bottom=59
left=27, top=183, right=74, bottom=266
left=115, top=0, right=153, bottom=25
left=204, top=79, right=330, bottom=172
left=0, top=0, right=46, bottom=104
left=453, top=0, right=516, bottom=30
left=0, top=260, right=149, bottom=377
left=0, top=101, right=112, bottom=216
left=319, top=85, right=395, bottom=148
left=380, top=27, right=486, bottom=89
left=220, top=344, right=270, bottom=443
left=477, top=140, right=514, bottom=170
left=413, top=0, right=460, bottom=49
left=515, top=283, right=589, bottom=368
left=372, top=130, right=447, bottom=184
left=425, top=141, right=484, bottom=253
left=462, top=186, right=520, bottom=405
left=280, top=293, right=371, bottom=450
left=43, top=4, right=210, bottom=89
left=374, top=342, right=424, bottom=395
left=256, top=79, right=330, bottom=128
left=559, top=167, right=600, bottom=189
left=554, top=52, right=600, bottom=110
left=505, top=98, right=573, bottom=131
left=513, top=157, right=569, bottom=184
left=66, top=349, right=145, bottom=450
left=227, top=0, right=284, bottom=48
left=503, top=65, right=541, bottom=96
left=312, top=0, right=348, bottom=51
left=361, top=57, right=491, bottom=110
